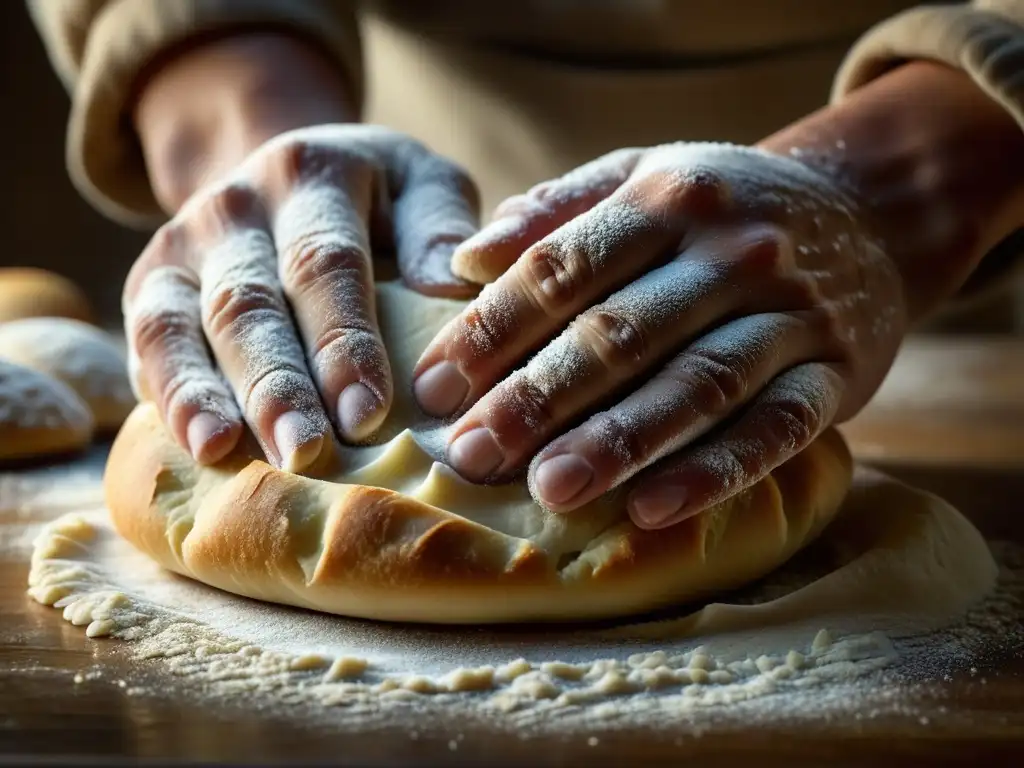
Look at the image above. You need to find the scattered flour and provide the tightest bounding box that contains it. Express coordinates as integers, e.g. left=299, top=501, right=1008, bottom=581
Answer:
left=8, top=450, right=1019, bottom=735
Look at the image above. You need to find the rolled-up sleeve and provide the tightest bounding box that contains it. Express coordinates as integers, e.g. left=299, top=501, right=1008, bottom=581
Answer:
left=27, top=0, right=363, bottom=227
left=833, top=1, right=1024, bottom=310
left=833, top=1, right=1024, bottom=126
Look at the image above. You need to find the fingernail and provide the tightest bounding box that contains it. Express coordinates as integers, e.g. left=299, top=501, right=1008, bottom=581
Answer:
left=273, top=410, right=325, bottom=473
left=630, top=485, right=690, bottom=528
left=337, top=382, right=386, bottom=442
left=414, top=361, right=470, bottom=417
left=187, top=412, right=234, bottom=463
left=534, top=454, right=594, bottom=507
left=448, top=427, right=504, bottom=481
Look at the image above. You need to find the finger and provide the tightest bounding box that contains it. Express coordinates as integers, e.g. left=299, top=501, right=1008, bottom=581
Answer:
left=125, top=260, right=242, bottom=464
left=413, top=169, right=725, bottom=419
left=440, top=226, right=789, bottom=483
left=271, top=175, right=393, bottom=444
left=392, top=149, right=481, bottom=298
left=627, top=361, right=846, bottom=530
left=195, top=184, right=333, bottom=472
left=451, top=148, right=644, bottom=283
left=527, top=311, right=823, bottom=511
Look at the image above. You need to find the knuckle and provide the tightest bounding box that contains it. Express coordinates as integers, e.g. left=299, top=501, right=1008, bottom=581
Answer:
left=788, top=271, right=825, bottom=307
left=733, top=226, right=796, bottom=279
left=263, top=136, right=374, bottom=189
left=645, top=165, right=730, bottom=220
left=147, top=221, right=186, bottom=258
left=696, top=354, right=745, bottom=409
left=199, top=182, right=260, bottom=228
left=128, top=224, right=187, bottom=294
left=280, top=236, right=369, bottom=295
left=265, top=137, right=314, bottom=187
left=311, top=326, right=381, bottom=370
left=767, top=396, right=819, bottom=449
left=161, top=369, right=209, bottom=413
left=590, top=412, right=650, bottom=468
left=497, top=372, right=558, bottom=435
left=526, top=179, right=556, bottom=203
left=575, top=307, right=647, bottom=369
left=810, top=302, right=847, bottom=349
left=130, top=305, right=192, bottom=360
left=459, top=303, right=506, bottom=361
left=718, top=442, right=758, bottom=486
left=516, top=242, right=594, bottom=315
left=678, top=353, right=748, bottom=414
left=243, top=367, right=315, bottom=414
left=203, top=280, right=281, bottom=337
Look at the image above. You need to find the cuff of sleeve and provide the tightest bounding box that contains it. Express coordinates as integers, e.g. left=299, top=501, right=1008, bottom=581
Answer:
left=832, top=3, right=1024, bottom=309
left=832, top=3, right=1024, bottom=128
left=70, top=0, right=363, bottom=228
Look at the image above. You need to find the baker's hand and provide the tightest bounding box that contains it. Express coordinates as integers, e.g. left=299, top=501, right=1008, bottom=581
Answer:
left=414, top=142, right=906, bottom=528
left=124, top=125, right=479, bottom=471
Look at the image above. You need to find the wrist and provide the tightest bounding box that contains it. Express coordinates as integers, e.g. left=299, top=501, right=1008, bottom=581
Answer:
left=759, top=61, right=1024, bottom=323
left=135, top=32, right=357, bottom=213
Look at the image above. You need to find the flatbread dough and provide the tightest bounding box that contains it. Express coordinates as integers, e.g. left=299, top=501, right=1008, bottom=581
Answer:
left=0, top=318, right=134, bottom=432
left=105, top=282, right=852, bottom=624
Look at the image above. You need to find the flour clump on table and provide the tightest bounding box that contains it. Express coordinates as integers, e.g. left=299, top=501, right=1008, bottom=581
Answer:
left=104, top=280, right=853, bottom=623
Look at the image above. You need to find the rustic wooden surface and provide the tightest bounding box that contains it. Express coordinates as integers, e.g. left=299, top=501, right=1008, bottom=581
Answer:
left=2, top=335, right=1023, bottom=766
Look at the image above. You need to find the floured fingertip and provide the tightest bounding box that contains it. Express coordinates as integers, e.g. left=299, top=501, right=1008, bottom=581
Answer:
left=337, top=382, right=388, bottom=443
left=450, top=219, right=526, bottom=284
left=273, top=410, right=327, bottom=473
left=187, top=412, right=239, bottom=464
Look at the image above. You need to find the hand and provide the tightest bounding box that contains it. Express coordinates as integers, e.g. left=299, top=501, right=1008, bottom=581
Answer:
left=414, top=142, right=907, bottom=529
left=124, top=124, right=479, bottom=471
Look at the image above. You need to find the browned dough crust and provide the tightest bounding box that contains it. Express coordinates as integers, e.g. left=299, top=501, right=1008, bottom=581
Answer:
left=105, top=403, right=852, bottom=624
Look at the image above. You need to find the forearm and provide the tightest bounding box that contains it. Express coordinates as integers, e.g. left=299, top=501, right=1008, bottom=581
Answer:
left=760, top=60, right=1024, bottom=324
left=135, top=33, right=357, bottom=213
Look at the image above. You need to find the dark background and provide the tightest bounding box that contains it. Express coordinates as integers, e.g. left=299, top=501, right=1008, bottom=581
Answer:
left=1, top=2, right=145, bottom=326
left=1, top=2, right=1019, bottom=333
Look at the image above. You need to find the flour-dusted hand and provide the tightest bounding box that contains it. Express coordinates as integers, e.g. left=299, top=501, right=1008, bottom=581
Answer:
left=124, top=125, right=479, bottom=471
left=414, top=142, right=907, bottom=528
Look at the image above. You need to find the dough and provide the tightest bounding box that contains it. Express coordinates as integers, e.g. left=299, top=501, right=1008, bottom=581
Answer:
left=104, top=282, right=852, bottom=624
left=0, top=359, right=94, bottom=462
left=0, top=268, right=95, bottom=324
left=0, top=318, right=134, bottom=432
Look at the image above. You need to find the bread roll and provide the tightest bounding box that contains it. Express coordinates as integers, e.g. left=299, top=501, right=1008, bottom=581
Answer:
left=0, top=359, right=94, bottom=462
left=0, top=268, right=95, bottom=324
left=0, top=318, right=134, bottom=432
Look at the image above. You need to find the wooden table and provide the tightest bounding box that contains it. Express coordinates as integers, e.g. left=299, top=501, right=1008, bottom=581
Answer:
left=2, top=336, right=1023, bottom=766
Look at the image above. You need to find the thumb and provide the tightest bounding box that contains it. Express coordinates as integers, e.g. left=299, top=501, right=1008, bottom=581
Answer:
left=450, top=147, right=644, bottom=284
left=391, top=151, right=481, bottom=298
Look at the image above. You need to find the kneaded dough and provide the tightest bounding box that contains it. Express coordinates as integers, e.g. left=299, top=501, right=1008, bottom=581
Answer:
left=105, top=282, right=853, bottom=624
left=0, top=318, right=134, bottom=432
left=0, top=268, right=95, bottom=324
left=0, top=359, right=94, bottom=462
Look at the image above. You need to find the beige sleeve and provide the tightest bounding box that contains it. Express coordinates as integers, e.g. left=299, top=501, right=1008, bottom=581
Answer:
left=832, top=1, right=1024, bottom=311
left=833, top=1, right=1024, bottom=124
left=27, top=0, right=363, bottom=228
